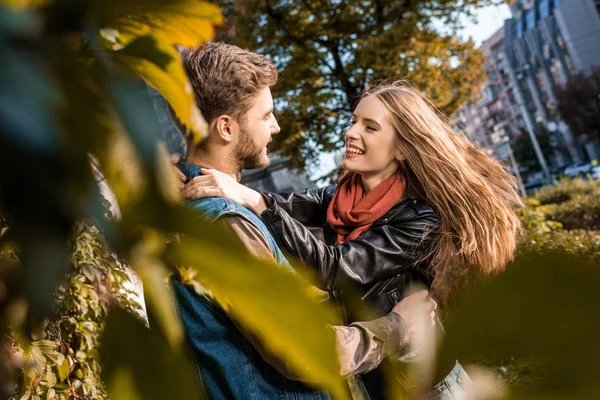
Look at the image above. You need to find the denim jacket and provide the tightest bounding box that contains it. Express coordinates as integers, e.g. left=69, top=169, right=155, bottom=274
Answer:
left=171, top=162, right=329, bottom=400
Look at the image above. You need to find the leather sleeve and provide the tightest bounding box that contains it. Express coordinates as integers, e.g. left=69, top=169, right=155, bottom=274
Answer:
left=260, top=201, right=440, bottom=291
left=263, top=186, right=336, bottom=228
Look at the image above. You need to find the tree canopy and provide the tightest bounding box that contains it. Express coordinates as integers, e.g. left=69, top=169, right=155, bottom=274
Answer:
left=554, top=67, right=600, bottom=145
left=216, top=0, right=494, bottom=171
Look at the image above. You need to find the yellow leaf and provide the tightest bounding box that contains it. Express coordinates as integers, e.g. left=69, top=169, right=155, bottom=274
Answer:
left=0, top=0, right=47, bottom=9
left=112, top=35, right=207, bottom=143
left=99, top=128, right=146, bottom=213
left=56, top=357, right=70, bottom=383
left=172, top=234, right=349, bottom=399
left=100, top=1, right=223, bottom=48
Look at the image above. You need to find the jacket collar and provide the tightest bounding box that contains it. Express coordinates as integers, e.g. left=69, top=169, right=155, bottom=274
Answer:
left=177, top=161, right=203, bottom=182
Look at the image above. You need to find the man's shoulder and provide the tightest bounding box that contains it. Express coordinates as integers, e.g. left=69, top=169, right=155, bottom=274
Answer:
left=186, top=197, right=257, bottom=223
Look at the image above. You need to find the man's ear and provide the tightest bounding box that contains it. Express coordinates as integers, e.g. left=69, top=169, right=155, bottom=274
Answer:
left=214, top=115, right=235, bottom=143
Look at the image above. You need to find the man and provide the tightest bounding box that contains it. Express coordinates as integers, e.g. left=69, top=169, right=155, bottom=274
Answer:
left=160, top=42, right=436, bottom=399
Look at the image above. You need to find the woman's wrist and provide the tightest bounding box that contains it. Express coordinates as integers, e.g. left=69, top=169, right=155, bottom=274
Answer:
left=244, top=188, right=267, bottom=215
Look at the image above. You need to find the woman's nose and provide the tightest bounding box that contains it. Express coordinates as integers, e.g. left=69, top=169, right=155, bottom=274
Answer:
left=345, top=124, right=360, bottom=141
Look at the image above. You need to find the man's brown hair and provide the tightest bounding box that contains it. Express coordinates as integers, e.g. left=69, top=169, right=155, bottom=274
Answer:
left=181, top=42, right=278, bottom=128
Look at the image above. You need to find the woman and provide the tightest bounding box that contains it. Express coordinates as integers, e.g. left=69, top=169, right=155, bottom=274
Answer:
left=182, top=81, right=523, bottom=398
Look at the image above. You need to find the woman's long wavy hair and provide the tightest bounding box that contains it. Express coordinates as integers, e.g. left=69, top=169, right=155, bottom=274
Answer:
left=364, top=81, right=523, bottom=274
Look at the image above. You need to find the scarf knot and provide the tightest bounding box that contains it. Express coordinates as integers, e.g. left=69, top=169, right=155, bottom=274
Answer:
left=326, top=172, right=405, bottom=244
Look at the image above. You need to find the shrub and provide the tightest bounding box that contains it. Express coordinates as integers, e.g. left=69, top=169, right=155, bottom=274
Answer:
left=546, top=194, right=600, bottom=230
left=530, top=177, right=600, bottom=205
left=518, top=229, right=600, bottom=269
left=518, top=199, right=562, bottom=235
left=10, top=222, right=144, bottom=400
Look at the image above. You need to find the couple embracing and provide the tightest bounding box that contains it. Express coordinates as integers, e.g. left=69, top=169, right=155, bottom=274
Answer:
left=156, top=42, right=522, bottom=399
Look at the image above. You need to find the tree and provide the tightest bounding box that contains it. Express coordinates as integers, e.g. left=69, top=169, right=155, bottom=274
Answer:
left=554, top=67, right=600, bottom=145
left=216, top=0, right=494, bottom=171
left=512, top=128, right=554, bottom=171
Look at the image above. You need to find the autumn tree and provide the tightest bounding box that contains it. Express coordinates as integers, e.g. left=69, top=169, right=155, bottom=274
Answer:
left=554, top=67, right=600, bottom=145
left=216, top=0, right=494, bottom=171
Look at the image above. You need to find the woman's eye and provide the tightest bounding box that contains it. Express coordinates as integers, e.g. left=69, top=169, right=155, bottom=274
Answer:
left=366, top=126, right=376, bottom=132
left=350, top=120, right=357, bottom=125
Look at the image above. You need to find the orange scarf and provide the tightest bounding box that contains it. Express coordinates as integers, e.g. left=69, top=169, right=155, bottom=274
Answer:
left=327, top=172, right=405, bottom=244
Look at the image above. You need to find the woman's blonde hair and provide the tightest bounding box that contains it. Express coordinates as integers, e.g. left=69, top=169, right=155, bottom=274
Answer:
left=364, top=81, right=523, bottom=274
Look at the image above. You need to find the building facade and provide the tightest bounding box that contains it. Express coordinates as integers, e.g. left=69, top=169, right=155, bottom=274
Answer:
left=503, top=0, right=600, bottom=167
left=455, top=28, right=524, bottom=160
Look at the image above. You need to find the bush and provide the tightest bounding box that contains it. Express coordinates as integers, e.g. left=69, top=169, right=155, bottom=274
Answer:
left=10, top=222, right=145, bottom=400
left=546, top=194, right=600, bottom=230
left=530, top=177, right=600, bottom=205
left=518, top=229, right=600, bottom=269
left=517, top=199, right=562, bottom=235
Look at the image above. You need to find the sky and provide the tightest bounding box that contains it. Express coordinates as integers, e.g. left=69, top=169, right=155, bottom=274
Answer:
left=312, top=3, right=513, bottom=182
left=460, top=2, right=512, bottom=46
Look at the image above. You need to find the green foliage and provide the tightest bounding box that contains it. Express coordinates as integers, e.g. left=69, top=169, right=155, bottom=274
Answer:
left=438, top=250, right=600, bottom=399
left=530, top=177, right=600, bottom=205
left=10, top=222, right=145, bottom=400
left=518, top=229, right=600, bottom=264
left=216, top=0, right=493, bottom=171
left=100, top=308, right=203, bottom=400
left=517, top=199, right=561, bottom=234
left=547, top=194, right=600, bottom=230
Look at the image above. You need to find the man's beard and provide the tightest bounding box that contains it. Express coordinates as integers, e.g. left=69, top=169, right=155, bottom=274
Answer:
left=233, top=124, right=269, bottom=170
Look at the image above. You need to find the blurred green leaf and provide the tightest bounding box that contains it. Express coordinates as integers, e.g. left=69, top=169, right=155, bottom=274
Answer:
left=100, top=307, right=203, bottom=400
left=169, top=233, right=348, bottom=398
left=112, top=35, right=207, bottom=143
left=437, top=250, right=600, bottom=399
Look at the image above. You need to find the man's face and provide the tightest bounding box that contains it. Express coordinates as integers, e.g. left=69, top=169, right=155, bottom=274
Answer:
left=233, top=87, right=280, bottom=170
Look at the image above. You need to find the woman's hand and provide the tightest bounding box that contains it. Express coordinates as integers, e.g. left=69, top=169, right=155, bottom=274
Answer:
left=170, top=154, right=187, bottom=191
left=181, top=168, right=267, bottom=215
left=391, top=290, right=437, bottom=343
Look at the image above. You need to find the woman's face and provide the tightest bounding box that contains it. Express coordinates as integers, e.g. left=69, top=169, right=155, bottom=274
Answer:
left=342, top=94, right=401, bottom=179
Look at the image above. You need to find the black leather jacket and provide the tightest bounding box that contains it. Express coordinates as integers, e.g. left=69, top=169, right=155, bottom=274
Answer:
left=260, top=186, right=441, bottom=321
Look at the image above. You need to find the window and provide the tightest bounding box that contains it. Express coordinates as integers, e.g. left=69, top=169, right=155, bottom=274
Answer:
left=539, top=0, right=550, bottom=19
left=526, top=9, right=536, bottom=30
left=543, top=43, right=551, bottom=59
left=514, top=18, right=524, bottom=38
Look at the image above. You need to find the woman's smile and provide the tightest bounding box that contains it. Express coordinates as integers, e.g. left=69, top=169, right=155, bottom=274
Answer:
left=346, top=143, right=365, bottom=158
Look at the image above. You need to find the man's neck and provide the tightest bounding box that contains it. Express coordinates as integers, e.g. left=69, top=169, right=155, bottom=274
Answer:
left=185, top=151, right=242, bottom=182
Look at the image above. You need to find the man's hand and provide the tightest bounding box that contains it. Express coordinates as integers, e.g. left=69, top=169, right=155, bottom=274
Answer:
left=170, top=154, right=187, bottom=191
left=391, top=290, right=437, bottom=343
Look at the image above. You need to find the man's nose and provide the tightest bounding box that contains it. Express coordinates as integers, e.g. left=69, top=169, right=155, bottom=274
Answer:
left=272, top=116, right=281, bottom=135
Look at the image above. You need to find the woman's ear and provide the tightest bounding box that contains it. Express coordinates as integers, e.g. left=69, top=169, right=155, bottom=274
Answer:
left=395, top=148, right=406, bottom=162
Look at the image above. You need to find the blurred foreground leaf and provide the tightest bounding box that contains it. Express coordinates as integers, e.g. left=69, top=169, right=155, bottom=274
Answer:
left=100, top=307, right=203, bottom=400
left=437, top=250, right=600, bottom=399
left=96, top=0, right=223, bottom=141
left=120, top=199, right=348, bottom=398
